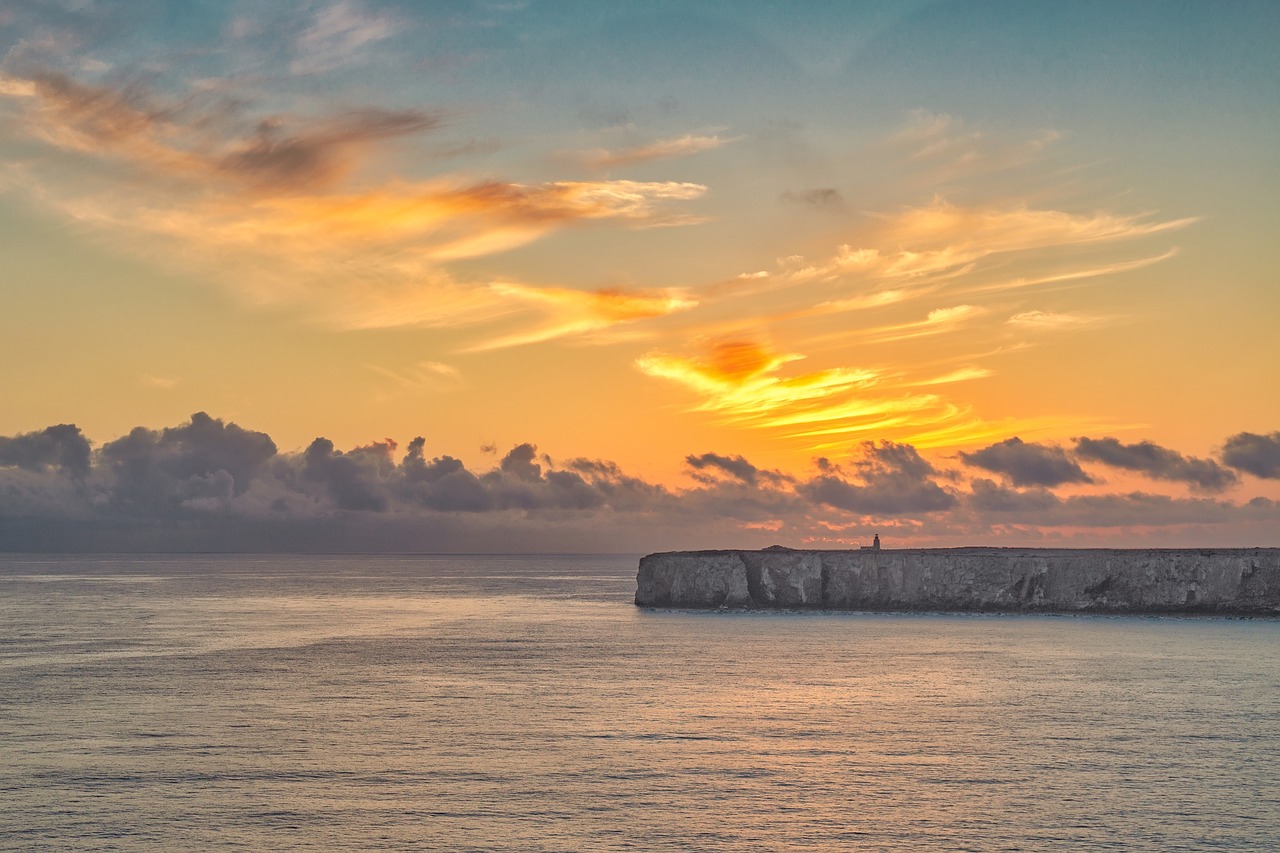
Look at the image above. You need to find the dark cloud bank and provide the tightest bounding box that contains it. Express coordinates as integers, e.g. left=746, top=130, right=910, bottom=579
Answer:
left=0, top=414, right=1276, bottom=553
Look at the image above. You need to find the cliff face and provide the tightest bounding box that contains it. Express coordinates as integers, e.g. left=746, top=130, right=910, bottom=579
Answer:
left=635, top=548, right=1280, bottom=614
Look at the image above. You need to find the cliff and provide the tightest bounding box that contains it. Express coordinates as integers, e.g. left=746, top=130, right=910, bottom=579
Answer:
left=635, top=548, right=1280, bottom=615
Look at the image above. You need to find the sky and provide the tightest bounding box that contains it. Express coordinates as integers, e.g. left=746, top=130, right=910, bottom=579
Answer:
left=1, top=0, right=1278, bottom=552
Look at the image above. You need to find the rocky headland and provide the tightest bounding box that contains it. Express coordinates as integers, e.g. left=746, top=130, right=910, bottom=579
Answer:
left=635, top=547, right=1280, bottom=615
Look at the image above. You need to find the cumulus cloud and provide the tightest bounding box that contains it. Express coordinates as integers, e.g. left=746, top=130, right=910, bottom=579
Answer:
left=685, top=452, right=790, bottom=487
left=99, top=412, right=277, bottom=511
left=966, top=478, right=1058, bottom=513
left=0, top=424, right=91, bottom=479
left=1074, top=436, right=1238, bottom=492
left=302, top=437, right=392, bottom=511
left=801, top=440, right=956, bottom=515
left=959, top=437, right=1092, bottom=487
left=1222, top=431, right=1280, bottom=479
left=0, top=415, right=1276, bottom=552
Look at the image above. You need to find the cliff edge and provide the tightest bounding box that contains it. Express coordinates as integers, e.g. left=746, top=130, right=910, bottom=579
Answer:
left=635, top=548, right=1280, bottom=614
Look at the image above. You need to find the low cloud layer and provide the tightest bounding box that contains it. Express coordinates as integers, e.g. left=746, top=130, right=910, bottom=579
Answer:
left=2, top=414, right=1275, bottom=553
left=1074, top=436, right=1238, bottom=492
left=802, top=442, right=957, bottom=515
left=959, top=437, right=1092, bottom=487
left=1222, top=432, right=1280, bottom=480
left=0, top=424, right=91, bottom=479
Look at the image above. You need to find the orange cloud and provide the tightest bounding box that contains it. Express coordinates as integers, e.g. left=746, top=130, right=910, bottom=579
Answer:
left=712, top=201, right=1192, bottom=341
left=636, top=336, right=1115, bottom=452
left=879, top=200, right=1196, bottom=256
left=1006, top=310, right=1110, bottom=331
left=468, top=284, right=698, bottom=351
left=636, top=340, right=875, bottom=420
left=0, top=69, right=709, bottom=344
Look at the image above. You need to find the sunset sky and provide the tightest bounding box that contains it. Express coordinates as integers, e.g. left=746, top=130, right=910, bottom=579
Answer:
left=2, top=1, right=1278, bottom=551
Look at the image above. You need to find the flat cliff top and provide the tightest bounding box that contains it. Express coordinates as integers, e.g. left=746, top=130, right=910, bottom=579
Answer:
left=646, top=546, right=1280, bottom=557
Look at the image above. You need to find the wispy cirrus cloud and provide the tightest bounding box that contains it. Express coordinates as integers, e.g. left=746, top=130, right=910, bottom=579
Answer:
left=635, top=338, right=878, bottom=420
left=635, top=334, right=1121, bottom=452
left=366, top=361, right=463, bottom=402
left=634, top=338, right=988, bottom=447
left=887, top=110, right=1061, bottom=179
left=729, top=200, right=1193, bottom=323
left=843, top=303, right=987, bottom=346
left=1007, top=310, right=1111, bottom=331
left=959, top=249, right=1179, bottom=298
left=0, top=68, right=709, bottom=346
left=576, top=132, right=738, bottom=168
left=6, top=69, right=441, bottom=193
left=290, top=0, right=401, bottom=75
left=467, top=284, right=698, bottom=351
left=840, top=200, right=1196, bottom=289
left=83, top=179, right=707, bottom=259
left=0, top=76, right=36, bottom=97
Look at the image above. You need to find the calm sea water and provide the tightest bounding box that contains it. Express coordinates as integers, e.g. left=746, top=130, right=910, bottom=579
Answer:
left=1, top=554, right=1277, bottom=852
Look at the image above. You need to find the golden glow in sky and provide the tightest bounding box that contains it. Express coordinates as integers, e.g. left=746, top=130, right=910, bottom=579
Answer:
left=0, top=2, right=1277, bottom=550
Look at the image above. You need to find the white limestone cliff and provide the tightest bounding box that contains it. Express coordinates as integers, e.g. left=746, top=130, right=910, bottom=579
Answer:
left=635, top=548, right=1280, bottom=614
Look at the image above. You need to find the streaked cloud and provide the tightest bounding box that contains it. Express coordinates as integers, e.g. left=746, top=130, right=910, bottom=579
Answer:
left=291, top=0, right=401, bottom=75
left=635, top=339, right=878, bottom=420
left=468, top=284, right=697, bottom=351
left=734, top=201, right=1192, bottom=326
left=888, top=110, right=1061, bottom=177
left=12, top=70, right=440, bottom=193
left=870, top=200, right=1196, bottom=277
left=958, top=249, right=1180, bottom=298
left=366, top=361, right=464, bottom=400
left=907, top=366, right=993, bottom=386
left=578, top=133, right=737, bottom=168
left=849, top=304, right=988, bottom=346
left=1007, top=310, right=1109, bottom=331
left=635, top=333, right=1118, bottom=452
left=0, top=75, right=36, bottom=97
left=0, top=67, right=708, bottom=346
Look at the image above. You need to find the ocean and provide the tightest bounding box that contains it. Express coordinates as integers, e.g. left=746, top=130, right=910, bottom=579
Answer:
left=1, top=553, right=1277, bottom=851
